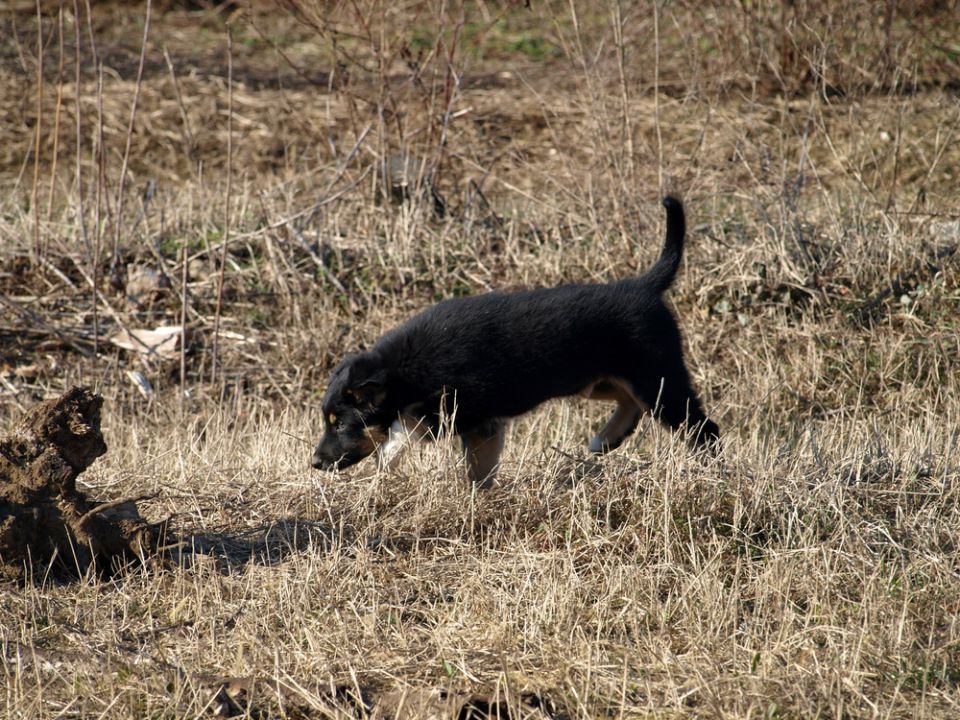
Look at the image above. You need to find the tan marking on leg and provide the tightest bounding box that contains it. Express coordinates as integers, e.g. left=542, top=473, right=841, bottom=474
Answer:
left=580, top=379, right=620, bottom=401
left=587, top=379, right=645, bottom=453
left=350, top=428, right=382, bottom=457
left=363, top=425, right=388, bottom=446
left=343, top=425, right=385, bottom=462
left=462, top=421, right=506, bottom=489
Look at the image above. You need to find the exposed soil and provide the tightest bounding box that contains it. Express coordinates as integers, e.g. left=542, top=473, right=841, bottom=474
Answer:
left=0, top=387, right=163, bottom=579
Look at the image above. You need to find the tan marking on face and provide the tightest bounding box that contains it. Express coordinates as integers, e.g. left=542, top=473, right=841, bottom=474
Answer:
left=339, top=430, right=377, bottom=460
left=363, top=425, right=388, bottom=446
left=328, top=412, right=338, bottom=426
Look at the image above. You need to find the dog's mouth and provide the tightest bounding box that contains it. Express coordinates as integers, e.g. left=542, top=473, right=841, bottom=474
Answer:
left=310, top=450, right=367, bottom=472
left=312, top=425, right=384, bottom=472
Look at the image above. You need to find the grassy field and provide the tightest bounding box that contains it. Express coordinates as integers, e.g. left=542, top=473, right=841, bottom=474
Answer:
left=2, top=1, right=960, bottom=717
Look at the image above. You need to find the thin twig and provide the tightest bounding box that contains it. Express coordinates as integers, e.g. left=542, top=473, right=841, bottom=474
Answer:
left=286, top=225, right=348, bottom=296
left=43, top=5, right=65, bottom=262
left=129, top=178, right=156, bottom=236
left=31, top=0, right=43, bottom=262
left=72, top=0, right=90, bottom=260
left=162, top=45, right=196, bottom=164
left=613, top=0, right=634, bottom=189
left=212, top=26, right=234, bottom=383
left=78, top=494, right=159, bottom=529
left=653, top=0, right=663, bottom=194
left=180, top=246, right=188, bottom=413
left=885, top=100, right=904, bottom=213
left=185, top=161, right=372, bottom=266
left=94, top=60, right=104, bottom=359
left=110, top=0, right=151, bottom=270
left=36, top=253, right=77, bottom=289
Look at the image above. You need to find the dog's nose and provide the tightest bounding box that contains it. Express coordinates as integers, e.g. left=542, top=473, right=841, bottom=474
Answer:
left=311, top=453, right=327, bottom=470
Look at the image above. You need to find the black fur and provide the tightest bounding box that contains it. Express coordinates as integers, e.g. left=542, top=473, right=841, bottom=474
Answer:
left=313, top=196, right=719, bottom=485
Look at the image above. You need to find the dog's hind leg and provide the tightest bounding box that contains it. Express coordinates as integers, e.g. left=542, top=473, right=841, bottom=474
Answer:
left=461, top=419, right=506, bottom=489
left=584, top=380, right=644, bottom=453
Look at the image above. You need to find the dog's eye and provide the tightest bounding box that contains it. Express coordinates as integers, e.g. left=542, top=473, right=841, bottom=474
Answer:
left=328, top=412, right=337, bottom=426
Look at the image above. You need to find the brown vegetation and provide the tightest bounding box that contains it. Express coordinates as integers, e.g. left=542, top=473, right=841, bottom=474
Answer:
left=1, top=0, right=959, bottom=718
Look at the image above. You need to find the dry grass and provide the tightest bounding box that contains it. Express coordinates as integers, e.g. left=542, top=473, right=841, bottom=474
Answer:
left=1, top=0, right=960, bottom=717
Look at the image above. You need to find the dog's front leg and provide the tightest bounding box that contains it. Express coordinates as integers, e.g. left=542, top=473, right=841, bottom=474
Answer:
left=461, top=419, right=506, bottom=489
left=376, top=415, right=429, bottom=471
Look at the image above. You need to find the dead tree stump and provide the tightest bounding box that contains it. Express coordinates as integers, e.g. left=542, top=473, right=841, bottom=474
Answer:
left=0, top=387, right=162, bottom=580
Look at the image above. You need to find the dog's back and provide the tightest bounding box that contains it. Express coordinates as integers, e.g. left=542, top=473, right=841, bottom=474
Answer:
left=372, top=197, right=692, bottom=425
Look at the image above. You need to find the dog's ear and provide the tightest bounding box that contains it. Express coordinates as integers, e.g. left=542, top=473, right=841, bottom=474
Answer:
left=344, top=369, right=388, bottom=408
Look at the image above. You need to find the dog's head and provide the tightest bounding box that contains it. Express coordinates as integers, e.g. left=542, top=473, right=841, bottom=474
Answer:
left=312, top=352, right=393, bottom=472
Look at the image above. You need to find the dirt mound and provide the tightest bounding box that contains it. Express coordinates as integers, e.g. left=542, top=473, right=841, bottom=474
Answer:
left=0, top=387, right=163, bottom=580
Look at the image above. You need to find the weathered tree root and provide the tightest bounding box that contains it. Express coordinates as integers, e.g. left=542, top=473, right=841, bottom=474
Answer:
left=0, top=387, right=164, bottom=580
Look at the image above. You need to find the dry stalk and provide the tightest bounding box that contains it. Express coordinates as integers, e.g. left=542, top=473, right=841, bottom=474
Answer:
left=162, top=45, right=196, bottom=167
left=43, top=5, right=65, bottom=261
left=428, top=3, right=465, bottom=198
left=180, top=245, right=188, bottom=413
left=110, top=0, right=151, bottom=270
left=72, top=0, right=89, bottom=259
left=94, top=60, right=104, bottom=358
left=68, top=258, right=146, bottom=362
left=30, top=0, right=43, bottom=262
left=653, top=0, right=663, bottom=194
left=612, top=0, right=634, bottom=190
left=212, top=26, right=234, bottom=384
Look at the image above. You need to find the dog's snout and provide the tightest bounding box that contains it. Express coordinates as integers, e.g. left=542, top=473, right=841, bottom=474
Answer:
left=311, top=445, right=333, bottom=470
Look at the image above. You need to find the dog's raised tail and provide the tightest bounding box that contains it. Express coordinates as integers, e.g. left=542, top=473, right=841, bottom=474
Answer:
left=642, top=196, right=686, bottom=293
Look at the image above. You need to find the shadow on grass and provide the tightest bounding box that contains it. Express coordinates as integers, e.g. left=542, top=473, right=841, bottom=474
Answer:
left=173, top=517, right=351, bottom=570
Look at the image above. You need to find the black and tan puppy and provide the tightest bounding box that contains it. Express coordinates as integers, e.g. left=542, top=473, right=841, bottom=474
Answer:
left=312, top=197, right=719, bottom=486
